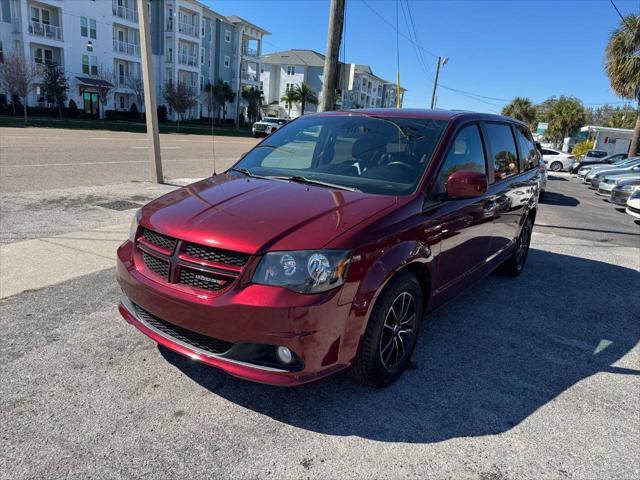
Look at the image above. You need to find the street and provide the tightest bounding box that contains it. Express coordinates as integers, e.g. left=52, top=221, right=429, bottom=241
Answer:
left=1, top=128, right=639, bottom=479
left=0, top=128, right=257, bottom=193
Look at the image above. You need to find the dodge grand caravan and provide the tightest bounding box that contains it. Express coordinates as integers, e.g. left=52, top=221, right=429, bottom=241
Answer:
left=117, top=109, right=540, bottom=387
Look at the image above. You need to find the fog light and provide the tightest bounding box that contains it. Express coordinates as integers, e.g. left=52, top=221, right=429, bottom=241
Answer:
left=276, top=346, right=293, bottom=364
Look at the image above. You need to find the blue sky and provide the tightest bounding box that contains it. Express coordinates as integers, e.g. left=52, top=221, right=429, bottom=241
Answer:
left=207, top=0, right=638, bottom=112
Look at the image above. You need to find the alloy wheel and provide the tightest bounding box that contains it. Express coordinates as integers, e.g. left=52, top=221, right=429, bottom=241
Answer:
left=379, top=292, right=417, bottom=370
left=515, top=223, right=532, bottom=269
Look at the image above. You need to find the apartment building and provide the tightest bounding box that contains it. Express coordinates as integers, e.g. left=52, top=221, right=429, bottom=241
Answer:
left=0, top=0, right=268, bottom=121
left=259, top=49, right=405, bottom=119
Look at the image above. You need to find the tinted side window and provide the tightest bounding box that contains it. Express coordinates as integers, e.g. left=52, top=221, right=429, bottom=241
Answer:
left=542, top=149, right=557, bottom=156
left=515, top=126, right=539, bottom=170
left=485, top=123, right=519, bottom=181
left=435, top=123, right=487, bottom=195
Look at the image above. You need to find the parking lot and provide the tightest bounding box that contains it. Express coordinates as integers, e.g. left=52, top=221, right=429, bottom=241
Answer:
left=0, top=128, right=639, bottom=479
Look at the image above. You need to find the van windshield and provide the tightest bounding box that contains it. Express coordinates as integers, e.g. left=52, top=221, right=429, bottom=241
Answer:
left=232, top=115, right=448, bottom=195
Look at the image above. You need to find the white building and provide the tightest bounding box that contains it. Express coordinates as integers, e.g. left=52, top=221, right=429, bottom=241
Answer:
left=259, top=49, right=406, bottom=119
left=579, top=125, right=633, bottom=156
left=0, top=0, right=268, bottom=121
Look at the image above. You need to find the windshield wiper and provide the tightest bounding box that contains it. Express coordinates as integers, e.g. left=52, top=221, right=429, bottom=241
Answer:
left=228, top=167, right=271, bottom=179
left=275, top=175, right=360, bottom=192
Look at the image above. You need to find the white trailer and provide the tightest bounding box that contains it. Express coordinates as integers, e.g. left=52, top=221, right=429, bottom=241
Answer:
left=580, top=126, right=633, bottom=155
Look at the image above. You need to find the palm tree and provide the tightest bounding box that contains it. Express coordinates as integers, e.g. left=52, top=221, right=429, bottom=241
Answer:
left=280, top=89, right=297, bottom=118
left=546, top=96, right=587, bottom=144
left=502, top=97, right=537, bottom=129
left=241, top=86, right=263, bottom=124
left=605, top=14, right=640, bottom=155
left=293, top=82, right=318, bottom=116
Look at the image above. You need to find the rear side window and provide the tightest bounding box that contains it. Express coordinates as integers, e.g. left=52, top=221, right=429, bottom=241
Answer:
left=435, top=123, right=487, bottom=195
left=587, top=150, right=607, bottom=158
left=515, top=126, right=539, bottom=170
left=542, top=149, right=557, bottom=156
left=484, top=123, right=519, bottom=181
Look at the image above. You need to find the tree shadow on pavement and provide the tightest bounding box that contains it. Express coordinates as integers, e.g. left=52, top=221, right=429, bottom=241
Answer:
left=547, top=175, right=568, bottom=181
left=160, top=249, right=639, bottom=443
left=541, top=191, right=580, bottom=207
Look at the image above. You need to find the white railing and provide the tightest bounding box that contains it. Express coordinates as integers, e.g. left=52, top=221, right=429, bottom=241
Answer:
left=178, top=53, right=197, bottom=66
left=29, top=21, right=63, bottom=41
left=112, top=1, right=138, bottom=22
left=178, top=21, right=198, bottom=37
left=113, top=39, right=140, bottom=57
left=115, top=74, right=138, bottom=87
left=243, top=46, right=258, bottom=57
left=241, top=71, right=258, bottom=82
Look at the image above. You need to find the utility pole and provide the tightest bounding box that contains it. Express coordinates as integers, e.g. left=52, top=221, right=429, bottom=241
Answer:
left=137, top=0, right=163, bottom=183
left=319, top=0, right=345, bottom=112
left=430, top=56, right=448, bottom=110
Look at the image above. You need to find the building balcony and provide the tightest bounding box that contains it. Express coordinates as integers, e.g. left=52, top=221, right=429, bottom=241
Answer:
left=242, top=46, right=258, bottom=57
left=178, top=53, right=197, bottom=67
left=112, top=1, right=138, bottom=23
left=115, top=74, right=138, bottom=87
left=113, top=39, right=140, bottom=57
left=241, top=71, right=259, bottom=83
left=178, top=22, right=198, bottom=38
left=29, top=21, right=63, bottom=41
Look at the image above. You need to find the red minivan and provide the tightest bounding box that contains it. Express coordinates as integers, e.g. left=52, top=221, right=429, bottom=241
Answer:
left=117, top=109, right=540, bottom=387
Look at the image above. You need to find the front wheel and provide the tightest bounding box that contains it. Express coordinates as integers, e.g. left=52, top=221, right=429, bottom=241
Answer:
left=550, top=161, right=562, bottom=172
left=497, top=216, right=533, bottom=277
left=351, top=272, right=424, bottom=388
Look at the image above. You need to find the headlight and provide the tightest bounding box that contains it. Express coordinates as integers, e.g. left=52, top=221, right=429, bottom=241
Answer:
left=621, top=184, right=640, bottom=193
left=129, top=209, right=142, bottom=242
left=253, top=250, right=351, bottom=294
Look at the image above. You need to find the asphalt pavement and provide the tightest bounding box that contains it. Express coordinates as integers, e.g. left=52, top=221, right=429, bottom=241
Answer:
left=0, top=127, right=257, bottom=193
left=0, top=131, right=639, bottom=479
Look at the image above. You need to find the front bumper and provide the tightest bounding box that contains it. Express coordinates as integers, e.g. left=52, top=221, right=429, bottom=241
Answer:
left=596, top=184, right=615, bottom=196
left=626, top=205, right=640, bottom=219
left=116, top=242, right=357, bottom=386
left=611, top=189, right=632, bottom=205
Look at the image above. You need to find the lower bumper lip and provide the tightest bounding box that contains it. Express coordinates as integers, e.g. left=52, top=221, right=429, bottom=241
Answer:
left=118, top=294, right=347, bottom=386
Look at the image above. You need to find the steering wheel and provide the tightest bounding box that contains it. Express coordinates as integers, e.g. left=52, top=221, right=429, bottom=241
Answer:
left=387, top=161, right=416, bottom=172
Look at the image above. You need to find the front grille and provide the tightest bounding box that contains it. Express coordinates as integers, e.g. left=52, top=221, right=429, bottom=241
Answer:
left=133, top=303, right=234, bottom=355
left=178, top=267, right=233, bottom=291
left=185, top=243, right=249, bottom=267
left=143, top=252, right=169, bottom=279
left=143, top=228, right=177, bottom=251
left=629, top=205, right=640, bottom=214
left=598, top=187, right=609, bottom=195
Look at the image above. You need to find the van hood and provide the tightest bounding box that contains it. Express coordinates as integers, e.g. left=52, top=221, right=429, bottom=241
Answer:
left=141, top=174, right=397, bottom=254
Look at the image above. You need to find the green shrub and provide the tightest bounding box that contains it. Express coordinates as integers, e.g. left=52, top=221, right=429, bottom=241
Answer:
left=572, top=139, right=595, bottom=159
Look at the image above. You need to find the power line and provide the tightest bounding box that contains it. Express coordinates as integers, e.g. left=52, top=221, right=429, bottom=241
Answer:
left=609, top=0, right=633, bottom=30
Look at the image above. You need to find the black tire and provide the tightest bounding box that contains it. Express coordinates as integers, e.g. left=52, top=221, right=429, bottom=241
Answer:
left=497, top=216, right=533, bottom=277
left=539, top=190, right=545, bottom=202
left=351, top=271, right=424, bottom=388
left=550, top=161, right=562, bottom=172
left=253, top=133, right=260, bottom=138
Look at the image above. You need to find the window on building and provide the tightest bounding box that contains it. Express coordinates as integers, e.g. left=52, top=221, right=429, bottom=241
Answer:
left=200, top=47, right=205, bottom=65
left=166, top=68, right=173, bottom=85
left=0, top=41, right=3, bottom=63
left=287, top=65, right=295, bottom=75
left=80, top=17, right=88, bottom=37
left=89, top=18, right=97, bottom=39
left=259, top=81, right=263, bottom=91
left=200, top=75, right=204, bottom=91
left=82, top=55, right=98, bottom=75
left=225, top=30, right=231, bottom=42
left=485, top=122, right=519, bottom=181
left=224, top=55, right=230, bottom=68
left=202, top=19, right=205, bottom=36
left=119, top=96, right=125, bottom=110
left=31, top=6, right=50, bottom=24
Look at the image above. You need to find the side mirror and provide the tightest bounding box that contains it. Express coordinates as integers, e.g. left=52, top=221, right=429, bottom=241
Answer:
left=446, top=170, right=488, bottom=198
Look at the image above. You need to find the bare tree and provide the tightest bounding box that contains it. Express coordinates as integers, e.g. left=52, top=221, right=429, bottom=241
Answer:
left=92, top=66, right=115, bottom=119
left=126, top=76, right=145, bottom=121
left=0, top=51, right=40, bottom=124
left=163, top=81, right=198, bottom=131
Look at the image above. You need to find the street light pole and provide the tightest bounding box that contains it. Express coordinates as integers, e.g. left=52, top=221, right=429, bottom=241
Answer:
left=430, top=56, right=447, bottom=110
left=137, top=0, right=163, bottom=183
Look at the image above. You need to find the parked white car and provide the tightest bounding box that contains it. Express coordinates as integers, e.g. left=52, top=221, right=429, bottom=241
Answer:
left=625, top=190, right=640, bottom=219
left=252, top=117, right=288, bottom=138
left=541, top=148, right=575, bottom=172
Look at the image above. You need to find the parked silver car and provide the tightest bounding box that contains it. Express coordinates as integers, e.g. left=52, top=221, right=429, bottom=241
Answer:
left=578, top=156, right=638, bottom=179
left=596, top=172, right=640, bottom=197
left=583, top=158, right=640, bottom=184
left=610, top=178, right=640, bottom=206
left=590, top=164, right=640, bottom=189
